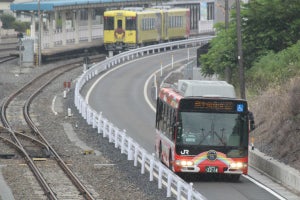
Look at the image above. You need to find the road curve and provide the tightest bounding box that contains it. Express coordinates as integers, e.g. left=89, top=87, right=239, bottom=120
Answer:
left=86, top=49, right=282, bottom=200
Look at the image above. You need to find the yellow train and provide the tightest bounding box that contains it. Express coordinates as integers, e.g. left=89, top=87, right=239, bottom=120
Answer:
left=103, top=7, right=190, bottom=52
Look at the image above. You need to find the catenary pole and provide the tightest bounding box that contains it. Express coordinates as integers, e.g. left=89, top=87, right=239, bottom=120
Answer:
left=38, top=0, right=41, bottom=66
left=236, top=0, right=245, bottom=99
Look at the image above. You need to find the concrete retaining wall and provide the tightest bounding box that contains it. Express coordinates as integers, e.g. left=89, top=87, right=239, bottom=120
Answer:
left=0, top=29, right=17, bottom=37
left=249, top=149, right=300, bottom=194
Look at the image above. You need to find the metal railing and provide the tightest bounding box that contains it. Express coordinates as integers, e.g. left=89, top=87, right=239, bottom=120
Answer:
left=74, top=37, right=214, bottom=200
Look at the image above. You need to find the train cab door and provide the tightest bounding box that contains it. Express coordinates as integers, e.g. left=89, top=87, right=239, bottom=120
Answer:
left=115, top=18, right=125, bottom=42
left=118, top=19, right=122, bottom=29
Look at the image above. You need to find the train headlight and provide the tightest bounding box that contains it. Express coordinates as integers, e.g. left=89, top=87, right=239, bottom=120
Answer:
left=175, top=160, right=194, bottom=167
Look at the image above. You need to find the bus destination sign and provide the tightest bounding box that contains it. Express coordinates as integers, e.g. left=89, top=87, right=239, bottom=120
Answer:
left=180, top=99, right=247, bottom=113
left=194, top=100, right=234, bottom=111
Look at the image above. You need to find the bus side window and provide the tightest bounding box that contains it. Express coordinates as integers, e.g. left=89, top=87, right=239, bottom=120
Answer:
left=167, top=108, right=174, bottom=139
left=166, top=107, right=171, bottom=135
left=162, top=103, right=167, bottom=133
left=155, top=99, right=162, bottom=128
left=170, top=109, right=177, bottom=140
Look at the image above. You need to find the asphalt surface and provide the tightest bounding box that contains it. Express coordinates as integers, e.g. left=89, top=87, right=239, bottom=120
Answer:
left=85, top=48, right=299, bottom=200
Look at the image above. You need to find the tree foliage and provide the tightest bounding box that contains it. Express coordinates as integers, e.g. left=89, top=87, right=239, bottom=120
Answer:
left=0, top=14, right=16, bottom=29
left=0, top=13, right=30, bottom=32
left=200, top=0, right=300, bottom=85
left=247, top=40, right=300, bottom=93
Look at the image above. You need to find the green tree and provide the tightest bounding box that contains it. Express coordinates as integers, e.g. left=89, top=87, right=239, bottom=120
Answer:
left=200, top=22, right=238, bottom=81
left=242, top=0, right=300, bottom=66
left=200, top=0, right=300, bottom=84
left=0, top=13, right=16, bottom=29
left=13, top=21, right=30, bottom=32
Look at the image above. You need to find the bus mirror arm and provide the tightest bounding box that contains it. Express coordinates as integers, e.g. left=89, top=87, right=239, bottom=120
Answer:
left=248, top=111, right=255, bottom=131
left=172, top=122, right=181, bottom=141
left=250, top=121, right=255, bottom=131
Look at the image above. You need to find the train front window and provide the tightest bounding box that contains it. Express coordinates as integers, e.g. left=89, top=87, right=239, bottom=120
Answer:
left=126, top=17, right=136, bottom=30
left=104, top=17, right=114, bottom=30
left=118, top=19, right=122, bottom=29
left=176, top=112, right=248, bottom=148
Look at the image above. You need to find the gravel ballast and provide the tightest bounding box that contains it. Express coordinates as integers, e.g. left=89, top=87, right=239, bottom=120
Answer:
left=0, top=59, right=173, bottom=200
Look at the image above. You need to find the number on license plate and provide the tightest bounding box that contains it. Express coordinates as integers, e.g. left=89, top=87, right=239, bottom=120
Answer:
left=205, top=166, right=218, bottom=173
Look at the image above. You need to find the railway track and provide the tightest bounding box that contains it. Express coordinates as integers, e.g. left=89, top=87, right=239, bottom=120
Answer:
left=0, top=40, right=18, bottom=52
left=0, top=55, right=18, bottom=64
left=0, top=39, right=19, bottom=63
left=0, top=55, right=105, bottom=199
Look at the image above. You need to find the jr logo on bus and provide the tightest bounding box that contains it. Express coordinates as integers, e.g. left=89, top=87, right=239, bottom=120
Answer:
left=181, top=149, right=189, bottom=155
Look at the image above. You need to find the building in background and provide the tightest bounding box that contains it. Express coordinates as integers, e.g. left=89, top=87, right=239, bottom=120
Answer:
left=0, top=0, right=14, bottom=15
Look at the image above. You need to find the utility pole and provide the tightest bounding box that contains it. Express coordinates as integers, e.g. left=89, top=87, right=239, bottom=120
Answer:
left=18, top=38, right=22, bottom=73
left=236, top=0, right=245, bottom=99
left=37, top=0, right=41, bottom=66
left=224, top=0, right=231, bottom=83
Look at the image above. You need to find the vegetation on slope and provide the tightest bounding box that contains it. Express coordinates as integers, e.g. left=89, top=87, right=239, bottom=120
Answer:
left=198, top=0, right=300, bottom=169
left=249, top=77, right=300, bottom=170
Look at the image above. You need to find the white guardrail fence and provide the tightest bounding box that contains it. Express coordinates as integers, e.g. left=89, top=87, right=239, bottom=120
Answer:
left=74, top=37, right=214, bottom=200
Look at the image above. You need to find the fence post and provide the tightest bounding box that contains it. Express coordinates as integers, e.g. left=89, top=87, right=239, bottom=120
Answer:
left=167, top=173, right=173, bottom=197
left=149, top=154, right=155, bottom=181
left=114, top=127, right=119, bottom=148
left=141, top=150, right=146, bottom=174
left=97, top=112, right=102, bottom=133
left=177, top=181, right=182, bottom=200
left=158, top=165, right=163, bottom=189
left=121, top=130, right=126, bottom=154
left=127, top=138, right=133, bottom=160
left=134, top=144, right=139, bottom=167
left=108, top=123, right=113, bottom=143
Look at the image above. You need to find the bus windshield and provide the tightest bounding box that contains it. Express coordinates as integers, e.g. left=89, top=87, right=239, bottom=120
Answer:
left=176, top=112, right=248, bottom=156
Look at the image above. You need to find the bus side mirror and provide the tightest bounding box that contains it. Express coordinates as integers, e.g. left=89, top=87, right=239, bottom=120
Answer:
left=248, top=111, right=255, bottom=131
left=172, top=123, right=181, bottom=140
left=250, top=121, right=255, bottom=131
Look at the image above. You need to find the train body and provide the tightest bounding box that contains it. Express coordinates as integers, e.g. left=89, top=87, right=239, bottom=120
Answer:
left=103, top=7, right=190, bottom=52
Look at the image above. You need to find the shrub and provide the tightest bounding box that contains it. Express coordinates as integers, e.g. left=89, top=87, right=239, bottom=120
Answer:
left=247, top=40, right=300, bottom=94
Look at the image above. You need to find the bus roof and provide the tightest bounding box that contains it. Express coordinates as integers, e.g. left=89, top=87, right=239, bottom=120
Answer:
left=177, top=80, right=236, bottom=98
left=159, top=80, right=237, bottom=109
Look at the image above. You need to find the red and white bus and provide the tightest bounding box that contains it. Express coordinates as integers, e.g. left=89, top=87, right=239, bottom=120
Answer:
left=155, top=80, right=253, bottom=180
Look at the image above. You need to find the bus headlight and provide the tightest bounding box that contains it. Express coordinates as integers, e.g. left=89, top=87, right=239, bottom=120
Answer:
left=230, top=162, right=246, bottom=169
left=175, top=160, right=194, bottom=167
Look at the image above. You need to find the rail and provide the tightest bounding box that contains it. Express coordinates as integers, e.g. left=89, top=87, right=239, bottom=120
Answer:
left=74, top=37, right=214, bottom=200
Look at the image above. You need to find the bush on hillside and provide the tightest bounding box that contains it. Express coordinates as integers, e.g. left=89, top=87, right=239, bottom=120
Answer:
left=246, top=40, right=300, bottom=94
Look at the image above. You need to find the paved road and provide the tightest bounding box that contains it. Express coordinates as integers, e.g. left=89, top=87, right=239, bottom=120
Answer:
left=86, top=48, right=288, bottom=200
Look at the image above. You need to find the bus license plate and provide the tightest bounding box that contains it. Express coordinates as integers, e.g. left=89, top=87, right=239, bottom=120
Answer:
left=205, top=166, right=218, bottom=173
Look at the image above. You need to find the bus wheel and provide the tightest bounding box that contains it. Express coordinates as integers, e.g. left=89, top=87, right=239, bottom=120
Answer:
left=230, top=174, right=240, bottom=182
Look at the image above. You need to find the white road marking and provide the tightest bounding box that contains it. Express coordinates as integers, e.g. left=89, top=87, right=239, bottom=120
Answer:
left=243, top=175, right=287, bottom=200
left=143, top=54, right=287, bottom=200
left=144, top=57, right=195, bottom=112
left=51, top=95, right=58, bottom=115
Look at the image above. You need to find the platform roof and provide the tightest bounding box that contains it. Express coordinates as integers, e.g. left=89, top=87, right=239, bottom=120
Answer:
left=10, top=0, right=150, bottom=12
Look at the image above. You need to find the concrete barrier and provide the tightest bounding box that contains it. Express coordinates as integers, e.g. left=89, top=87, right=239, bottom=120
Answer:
left=249, top=149, right=300, bottom=194
left=0, top=29, right=17, bottom=38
